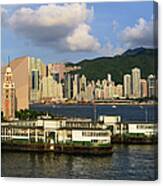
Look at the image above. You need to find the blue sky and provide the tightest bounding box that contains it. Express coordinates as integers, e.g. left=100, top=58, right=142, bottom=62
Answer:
left=1, top=1, right=156, bottom=65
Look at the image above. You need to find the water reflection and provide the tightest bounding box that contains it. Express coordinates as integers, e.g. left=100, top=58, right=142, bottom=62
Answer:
left=2, top=145, right=157, bottom=180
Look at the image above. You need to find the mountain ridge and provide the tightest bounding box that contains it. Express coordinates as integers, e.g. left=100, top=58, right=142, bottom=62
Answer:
left=68, top=47, right=158, bottom=84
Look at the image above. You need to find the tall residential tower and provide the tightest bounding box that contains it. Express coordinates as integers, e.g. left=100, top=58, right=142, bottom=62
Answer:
left=123, top=74, right=131, bottom=98
left=132, top=67, right=141, bottom=98
left=147, top=74, right=156, bottom=98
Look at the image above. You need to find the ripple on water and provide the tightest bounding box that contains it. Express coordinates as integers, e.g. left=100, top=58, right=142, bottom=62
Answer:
left=1, top=145, right=157, bottom=180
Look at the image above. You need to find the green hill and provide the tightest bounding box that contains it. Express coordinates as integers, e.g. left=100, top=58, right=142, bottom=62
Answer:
left=69, top=48, right=158, bottom=84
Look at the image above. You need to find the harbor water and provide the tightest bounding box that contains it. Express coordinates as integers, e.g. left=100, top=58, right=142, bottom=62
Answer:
left=2, top=105, right=158, bottom=180
left=30, top=104, right=158, bottom=122
left=2, top=144, right=157, bottom=180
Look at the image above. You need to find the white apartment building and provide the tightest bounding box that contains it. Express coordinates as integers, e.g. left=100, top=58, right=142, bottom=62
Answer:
left=132, top=67, right=141, bottom=98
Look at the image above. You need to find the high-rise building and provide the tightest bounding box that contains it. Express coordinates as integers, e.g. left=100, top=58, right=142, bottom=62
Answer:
left=52, top=73, right=60, bottom=83
left=73, top=74, right=80, bottom=100
left=103, top=83, right=109, bottom=99
left=100, top=89, right=104, bottom=100
left=64, top=73, right=73, bottom=99
left=94, top=80, right=102, bottom=99
left=42, top=76, right=48, bottom=98
left=140, top=79, right=147, bottom=98
left=108, top=81, right=115, bottom=98
left=48, top=63, right=81, bottom=82
left=147, top=74, right=156, bottom=98
left=1, top=56, right=46, bottom=110
left=1, top=57, right=29, bottom=110
left=3, top=66, right=16, bottom=121
left=85, top=83, right=94, bottom=101
left=95, top=88, right=101, bottom=100
left=79, top=75, right=87, bottom=100
left=29, top=57, right=46, bottom=102
left=53, top=80, right=63, bottom=99
left=123, top=74, right=131, bottom=98
left=53, top=80, right=58, bottom=98
left=115, top=84, right=123, bottom=98
left=132, top=67, right=141, bottom=98
left=42, top=75, right=54, bottom=98
left=107, top=74, right=112, bottom=82
left=57, top=82, right=63, bottom=100
left=48, top=63, right=66, bottom=82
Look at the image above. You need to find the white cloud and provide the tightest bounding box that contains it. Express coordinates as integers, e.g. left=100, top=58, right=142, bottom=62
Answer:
left=66, top=23, right=100, bottom=51
left=7, top=3, right=100, bottom=52
left=112, top=20, right=118, bottom=31
left=121, top=17, right=155, bottom=48
left=0, top=7, right=7, bottom=14
left=99, top=41, right=125, bottom=57
left=1, top=7, right=8, bottom=25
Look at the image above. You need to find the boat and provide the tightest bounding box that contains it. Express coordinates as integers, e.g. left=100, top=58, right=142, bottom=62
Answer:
left=112, top=105, right=117, bottom=108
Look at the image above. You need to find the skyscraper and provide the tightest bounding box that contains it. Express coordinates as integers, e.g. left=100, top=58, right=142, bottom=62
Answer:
left=132, top=67, right=141, bottom=98
left=103, top=80, right=109, bottom=99
left=140, top=79, right=147, bottom=98
left=95, top=88, right=101, bottom=100
left=116, top=84, right=123, bottom=98
left=53, top=73, right=60, bottom=83
left=1, top=57, right=29, bottom=110
left=57, top=82, right=63, bottom=100
left=79, top=75, right=87, bottom=100
left=42, top=75, right=54, bottom=99
left=108, top=81, right=115, bottom=98
left=73, top=74, right=80, bottom=100
left=1, top=56, right=46, bottom=110
left=86, top=83, right=94, bottom=101
left=48, top=63, right=81, bottom=82
left=147, top=74, right=156, bottom=98
left=29, top=57, right=46, bottom=102
left=123, top=74, right=131, bottom=98
left=64, top=73, right=73, bottom=99
left=3, top=66, right=16, bottom=121
left=107, top=73, right=112, bottom=82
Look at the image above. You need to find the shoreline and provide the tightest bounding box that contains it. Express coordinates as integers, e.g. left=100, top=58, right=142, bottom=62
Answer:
left=1, top=142, right=113, bottom=156
left=1, top=141, right=157, bottom=155
left=30, top=101, right=158, bottom=107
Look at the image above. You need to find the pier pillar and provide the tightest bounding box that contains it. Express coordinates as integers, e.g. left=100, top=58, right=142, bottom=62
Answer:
left=11, top=128, right=13, bottom=140
left=46, top=132, right=49, bottom=143
left=35, top=129, right=38, bottom=142
left=4, top=127, right=6, bottom=141
left=27, top=128, right=30, bottom=141
left=120, top=123, right=124, bottom=142
left=43, top=131, right=46, bottom=143
left=113, top=124, right=116, bottom=135
left=55, top=131, right=58, bottom=143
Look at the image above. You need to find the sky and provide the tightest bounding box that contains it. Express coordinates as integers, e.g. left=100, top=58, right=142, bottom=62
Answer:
left=1, top=1, right=157, bottom=65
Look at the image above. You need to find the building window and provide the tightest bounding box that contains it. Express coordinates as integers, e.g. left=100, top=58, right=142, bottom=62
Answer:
left=32, top=71, right=35, bottom=90
left=82, top=131, right=109, bottom=137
